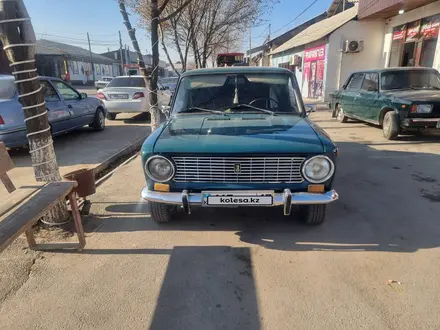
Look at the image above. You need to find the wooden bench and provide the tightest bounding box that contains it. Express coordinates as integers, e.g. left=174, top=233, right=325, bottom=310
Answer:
left=0, top=142, right=86, bottom=252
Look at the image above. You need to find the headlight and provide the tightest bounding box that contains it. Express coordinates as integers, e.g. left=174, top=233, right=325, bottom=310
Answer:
left=302, top=156, right=335, bottom=183
left=145, top=155, right=175, bottom=182
left=411, top=104, right=433, bottom=113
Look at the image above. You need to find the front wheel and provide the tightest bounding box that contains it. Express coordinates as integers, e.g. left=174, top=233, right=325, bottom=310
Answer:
left=149, top=202, right=176, bottom=223
left=299, top=204, right=327, bottom=226
left=383, top=111, right=399, bottom=140
left=90, top=108, right=105, bottom=131
left=336, top=105, right=348, bottom=123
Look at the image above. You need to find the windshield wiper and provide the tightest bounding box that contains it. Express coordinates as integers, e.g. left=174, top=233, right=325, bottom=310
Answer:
left=179, top=107, right=227, bottom=115
left=223, top=104, right=276, bottom=116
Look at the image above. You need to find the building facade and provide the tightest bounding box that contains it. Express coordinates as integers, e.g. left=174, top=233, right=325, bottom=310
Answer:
left=359, top=0, right=440, bottom=71
left=271, top=5, right=385, bottom=101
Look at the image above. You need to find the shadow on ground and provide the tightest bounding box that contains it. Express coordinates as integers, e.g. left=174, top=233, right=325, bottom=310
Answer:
left=149, top=246, right=261, bottom=330
left=83, top=140, right=440, bottom=254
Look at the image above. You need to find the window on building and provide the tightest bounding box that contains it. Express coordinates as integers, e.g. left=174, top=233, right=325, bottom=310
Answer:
left=389, top=14, right=440, bottom=68
left=346, top=73, right=364, bottom=90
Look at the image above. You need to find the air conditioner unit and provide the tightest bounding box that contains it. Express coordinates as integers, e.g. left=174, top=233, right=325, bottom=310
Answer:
left=344, top=40, right=364, bottom=53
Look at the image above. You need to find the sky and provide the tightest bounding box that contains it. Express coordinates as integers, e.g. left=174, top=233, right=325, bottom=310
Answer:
left=25, top=0, right=332, bottom=63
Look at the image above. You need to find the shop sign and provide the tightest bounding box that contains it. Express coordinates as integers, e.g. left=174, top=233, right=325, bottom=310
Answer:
left=393, top=24, right=407, bottom=41
left=303, top=45, right=326, bottom=63
left=421, top=14, right=440, bottom=39
left=406, top=20, right=420, bottom=42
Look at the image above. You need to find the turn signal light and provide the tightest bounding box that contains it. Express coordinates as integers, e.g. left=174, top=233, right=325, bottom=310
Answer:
left=154, top=183, right=170, bottom=192
left=410, top=104, right=417, bottom=113
left=96, top=92, right=106, bottom=100
left=308, top=184, right=325, bottom=193
left=133, top=92, right=145, bottom=99
left=0, top=115, right=4, bottom=125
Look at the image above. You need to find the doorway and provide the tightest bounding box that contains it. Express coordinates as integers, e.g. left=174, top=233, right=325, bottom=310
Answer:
left=401, top=42, right=416, bottom=66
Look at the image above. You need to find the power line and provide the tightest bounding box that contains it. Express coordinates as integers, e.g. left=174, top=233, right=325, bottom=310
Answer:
left=270, top=0, right=319, bottom=37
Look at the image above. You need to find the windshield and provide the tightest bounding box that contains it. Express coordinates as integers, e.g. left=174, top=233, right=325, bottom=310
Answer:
left=106, top=77, right=145, bottom=88
left=172, top=73, right=302, bottom=115
left=381, top=70, right=440, bottom=91
left=0, top=77, right=16, bottom=99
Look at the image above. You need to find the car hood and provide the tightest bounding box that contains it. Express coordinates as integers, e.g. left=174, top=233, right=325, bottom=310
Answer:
left=384, top=89, right=440, bottom=102
left=153, top=114, right=324, bottom=154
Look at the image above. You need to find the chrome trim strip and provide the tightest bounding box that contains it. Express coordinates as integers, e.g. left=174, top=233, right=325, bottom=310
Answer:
left=410, top=118, right=440, bottom=122
left=141, top=187, right=339, bottom=207
left=283, top=189, right=292, bottom=215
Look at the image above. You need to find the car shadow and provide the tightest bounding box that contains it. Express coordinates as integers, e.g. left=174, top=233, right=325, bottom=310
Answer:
left=148, top=246, right=261, bottom=330
left=89, top=140, right=440, bottom=254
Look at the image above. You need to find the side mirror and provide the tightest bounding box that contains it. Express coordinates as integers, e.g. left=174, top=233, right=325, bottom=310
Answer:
left=305, top=105, right=315, bottom=116
left=80, top=92, right=87, bottom=99
left=161, top=105, right=171, bottom=118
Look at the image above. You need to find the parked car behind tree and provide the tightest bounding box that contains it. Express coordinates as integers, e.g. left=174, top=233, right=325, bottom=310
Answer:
left=0, top=75, right=107, bottom=148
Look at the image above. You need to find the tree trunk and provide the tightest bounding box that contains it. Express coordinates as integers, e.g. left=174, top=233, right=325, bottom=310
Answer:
left=119, top=0, right=150, bottom=114
left=149, top=0, right=160, bottom=131
left=159, top=23, right=180, bottom=77
left=0, top=0, right=68, bottom=224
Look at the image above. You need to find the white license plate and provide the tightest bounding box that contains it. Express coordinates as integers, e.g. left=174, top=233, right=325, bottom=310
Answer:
left=110, top=94, right=128, bottom=99
left=202, top=191, right=274, bottom=207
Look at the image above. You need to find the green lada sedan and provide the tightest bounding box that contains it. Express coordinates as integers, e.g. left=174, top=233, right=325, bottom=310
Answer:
left=330, top=67, right=440, bottom=140
left=141, top=67, right=339, bottom=225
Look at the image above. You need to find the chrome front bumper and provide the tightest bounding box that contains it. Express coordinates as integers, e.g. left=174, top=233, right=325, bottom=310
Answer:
left=141, top=187, right=339, bottom=215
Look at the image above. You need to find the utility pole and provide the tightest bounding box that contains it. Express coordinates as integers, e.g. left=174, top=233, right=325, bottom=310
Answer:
left=119, top=30, right=124, bottom=75
left=87, top=32, right=95, bottom=81
left=268, top=23, right=271, bottom=41
left=343, top=0, right=346, bottom=11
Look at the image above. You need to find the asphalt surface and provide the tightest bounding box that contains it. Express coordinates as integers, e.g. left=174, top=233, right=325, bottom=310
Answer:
left=1, top=111, right=440, bottom=330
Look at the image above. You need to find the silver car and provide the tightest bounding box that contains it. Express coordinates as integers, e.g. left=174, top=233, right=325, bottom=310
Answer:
left=94, top=76, right=113, bottom=90
left=97, top=76, right=149, bottom=120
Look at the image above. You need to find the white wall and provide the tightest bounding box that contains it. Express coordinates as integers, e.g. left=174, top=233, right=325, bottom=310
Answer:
left=382, top=1, right=440, bottom=70
left=270, top=50, right=304, bottom=90
left=326, top=19, right=385, bottom=101
left=68, top=60, right=116, bottom=83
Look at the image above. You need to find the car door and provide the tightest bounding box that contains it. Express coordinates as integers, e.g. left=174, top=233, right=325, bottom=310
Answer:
left=342, top=73, right=365, bottom=117
left=358, top=73, right=380, bottom=122
left=51, top=80, right=94, bottom=128
left=40, top=80, right=72, bottom=134
left=158, top=82, right=172, bottom=106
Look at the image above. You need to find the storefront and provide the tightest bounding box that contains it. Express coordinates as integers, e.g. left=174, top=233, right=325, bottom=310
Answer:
left=389, top=14, right=440, bottom=68
left=302, top=44, right=326, bottom=99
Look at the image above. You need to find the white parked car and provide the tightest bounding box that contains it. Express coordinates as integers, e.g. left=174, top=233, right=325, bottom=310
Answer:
left=97, top=75, right=148, bottom=120
left=94, top=76, right=113, bottom=90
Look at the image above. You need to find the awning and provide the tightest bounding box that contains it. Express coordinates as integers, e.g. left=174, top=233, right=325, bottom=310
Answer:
left=271, top=5, right=358, bottom=55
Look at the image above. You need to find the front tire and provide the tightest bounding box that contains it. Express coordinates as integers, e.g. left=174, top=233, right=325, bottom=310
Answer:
left=299, top=204, right=327, bottom=225
left=150, top=202, right=176, bottom=223
left=383, top=111, right=399, bottom=140
left=90, top=108, right=105, bottom=131
left=336, top=104, right=348, bottom=123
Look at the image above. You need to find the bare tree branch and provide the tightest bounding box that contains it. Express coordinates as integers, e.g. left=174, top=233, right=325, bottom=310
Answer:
left=159, top=0, right=191, bottom=23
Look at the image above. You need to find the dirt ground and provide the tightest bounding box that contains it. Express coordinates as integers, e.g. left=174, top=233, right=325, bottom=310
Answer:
left=1, top=110, right=440, bottom=330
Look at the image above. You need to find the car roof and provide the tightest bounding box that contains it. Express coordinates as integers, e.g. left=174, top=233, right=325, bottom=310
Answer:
left=181, top=66, right=292, bottom=77
left=113, top=75, right=145, bottom=78
left=350, top=67, right=439, bottom=75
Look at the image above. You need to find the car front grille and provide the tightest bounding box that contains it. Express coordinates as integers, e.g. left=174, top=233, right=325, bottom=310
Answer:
left=172, top=156, right=305, bottom=183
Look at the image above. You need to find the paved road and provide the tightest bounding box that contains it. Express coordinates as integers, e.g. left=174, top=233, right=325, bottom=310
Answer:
left=1, top=111, right=440, bottom=330
left=1, top=112, right=151, bottom=196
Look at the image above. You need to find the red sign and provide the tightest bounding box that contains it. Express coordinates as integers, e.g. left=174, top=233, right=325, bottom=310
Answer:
left=393, top=24, right=407, bottom=41
left=406, top=21, right=420, bottom=42
left=304, top=45, right=326, bottom=63
left=421, top=14, right=440, bottom=39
